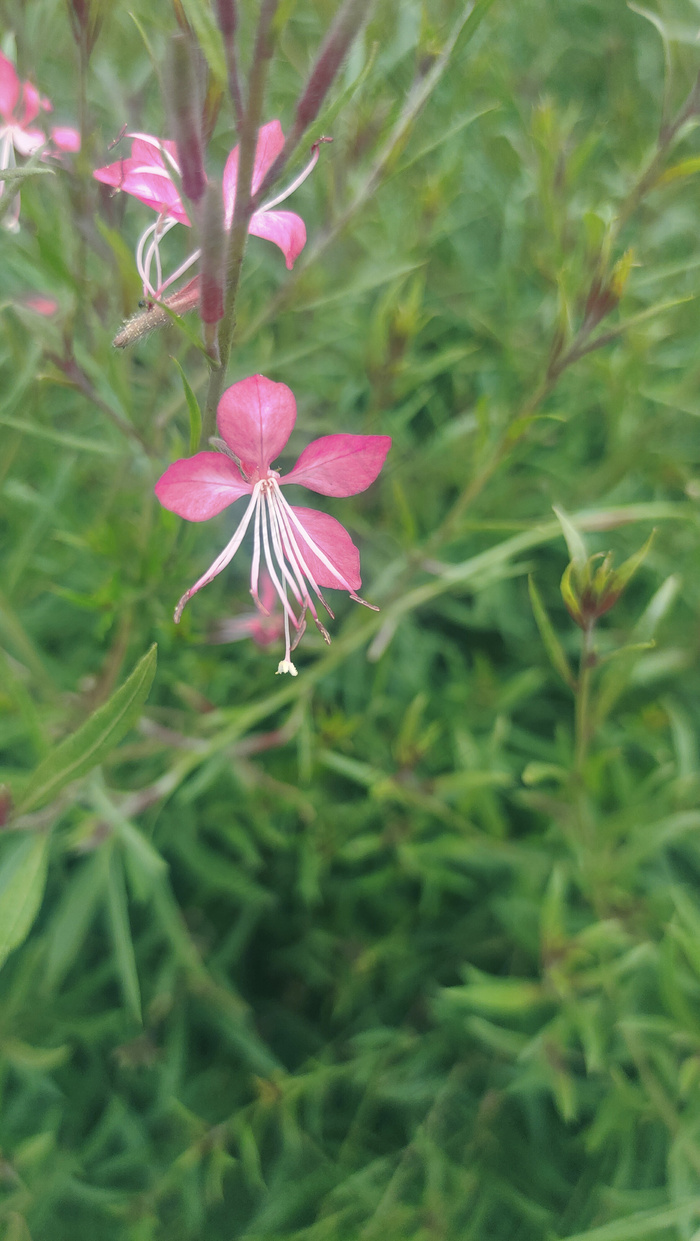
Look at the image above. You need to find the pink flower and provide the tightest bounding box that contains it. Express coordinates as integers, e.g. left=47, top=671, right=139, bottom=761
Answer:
left=0, top=52, right=80, bottom=231
left=155, top=374, right=391, bottom=676
left=23, top=294, right=58, bottom=316
left=210, top=571, right=285, bottom=649
left=94, top=120, right=320, bottom=300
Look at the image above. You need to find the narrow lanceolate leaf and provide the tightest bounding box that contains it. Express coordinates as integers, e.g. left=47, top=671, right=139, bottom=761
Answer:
left=43, top=850, right=106, bottom=990
left=15, top=645, right=157, bottom=816
left=553, top=505, right=587, bottom=568
left=528, top=576, right=575, bottom=689
left=106, top=848, right=142, bottom=1024
left=560, top=1198, right=700, bottom=1241
left=0, top=834, right=50, bottom=972
left=172, top=358, right=203, bottom=454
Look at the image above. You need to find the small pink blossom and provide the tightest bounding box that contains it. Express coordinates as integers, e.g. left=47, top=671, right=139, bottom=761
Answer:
left=50, top=125, right=81, bottom=153
left=155, top=374, right=391, bottom=676
left=23, top=294, right=58, bottom=316
left=94, top=120, right=321, bottom=300
left=0, top=52, right=80, bottom=230
left=210, top=572, right=284, bottom=649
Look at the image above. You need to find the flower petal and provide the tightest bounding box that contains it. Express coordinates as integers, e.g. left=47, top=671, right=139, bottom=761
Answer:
left=249, top=208, right=306, bottom=269
left=217, top=374, right=296, bottom=479
left=280, top=434, right=391, bottom=497
left=288, top=506, right=361, bottom=591
left=51, top=126, right=80, bottom=152
left=19, top=81, right=43, bottom=126
left=94, top=136, right=189, bottom=223
left=252, top=119, right=285, bottom=191
left=0, top=53, right=19, bottom=122
left=155, top=452, right=251, bottom=520
left=13, top=127, right=45, bottom=156
left=222, top=119, right=285, bottom=227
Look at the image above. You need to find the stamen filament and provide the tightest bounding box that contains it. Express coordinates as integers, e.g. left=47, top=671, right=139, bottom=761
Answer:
left=258, top=145, right=322, bottom=213
left=265, top=490, right=308, bottom=614
left=259, top=494, right=299, bottom=630
left=277, top=488, right=354, bottom=593
left=174, top=486, right=259, bottom=622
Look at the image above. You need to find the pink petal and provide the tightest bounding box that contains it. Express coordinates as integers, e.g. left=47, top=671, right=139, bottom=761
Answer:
left=51, top=126, right=80, bottom=152
left=13, top=127, right=45, bottom=156
left=128, top=134, right=180, bottom=174
left=155, top=453, right=251, bottom=521
left=94, top=136, right=189, bottom=222
left=280, top=434, right=391, bottom=497
left=217, top=374, right=296, bottom=479
left=222, top=119, right=285, bottom=227
left=252, top=119, right=285, bottom=191
left=24, top=295, right=58, bottom=316
left=0, top=52, right=20, bottom=122
left=249, top=208, right=306, bottom=269
left=20, top=81, right=43, bottom=126
left=290, top=506, right=361, bottom=591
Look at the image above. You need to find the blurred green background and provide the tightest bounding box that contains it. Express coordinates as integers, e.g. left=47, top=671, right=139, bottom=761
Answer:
left=2, top=0, right=700, bottom=1236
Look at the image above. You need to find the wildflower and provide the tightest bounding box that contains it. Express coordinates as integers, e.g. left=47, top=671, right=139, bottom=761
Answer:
left=94, top=120, right=321, bottom=301
left=209, top=571, right=285, bottom=649
left=23, top=294, right=59, bottom=315
left=155, top=374, right=391, bottom=676
left=0, top=51, right=79, bottom=231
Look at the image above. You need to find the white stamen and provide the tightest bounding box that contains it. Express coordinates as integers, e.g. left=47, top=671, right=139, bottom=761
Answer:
left=275, top=486, right=354, bottom=593
left=157, top=246, right=201, bottom=296
left=258, top=491, right=299, bottom=630
left=174, top=486, right=259, bottom=622
left=258, top=146, right=321, bottom=213
left=265, top=489, right=308, bottom=614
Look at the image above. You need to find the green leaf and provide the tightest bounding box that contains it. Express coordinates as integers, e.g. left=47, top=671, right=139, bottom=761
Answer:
left=528, top=576, right=576, bottom=688
left=553, top=505, right=587, bottom=567
left=611, top=530, right=654, bottom=594
left=43, top=850, right=106, bottom=989
left=655, top=155, right=700, bottom=188
left=560, top=1198, right=700, bottom=1241
left=0, top=834, right=50, bottom=972
left=105, top=847, right=142, bottom=1024
left=172, top=357, right=203, bottom=454
left=15, top=645, right=157, bottom=816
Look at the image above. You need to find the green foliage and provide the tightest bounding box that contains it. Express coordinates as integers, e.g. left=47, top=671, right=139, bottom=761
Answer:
left=1, top=0, right=700, bottom=1238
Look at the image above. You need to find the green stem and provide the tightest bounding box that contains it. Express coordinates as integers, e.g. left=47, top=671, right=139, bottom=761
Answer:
left=200, top=0, right=279, bottom=447
left=574, top=621, right=595, bottom=775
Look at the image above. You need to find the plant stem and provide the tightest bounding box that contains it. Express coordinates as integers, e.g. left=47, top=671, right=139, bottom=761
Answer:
left=200, top=0, right=279, bottom=447
left=574, top=621, right=595, bottom=775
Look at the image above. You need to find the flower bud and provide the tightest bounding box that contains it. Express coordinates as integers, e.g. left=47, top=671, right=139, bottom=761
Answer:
left=295, top=0, right=370, bottom=130
left=199, top=180, right=225, bottom=326
left=164, top=34, right=207, bottom=204
left=214, top=0, right=238, bottom=40
left=560, top=533, right=653, bottom=630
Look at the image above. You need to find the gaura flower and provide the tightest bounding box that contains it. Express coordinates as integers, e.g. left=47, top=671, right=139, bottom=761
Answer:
left=155, top=374, right=391, bottom=676
left=94, top=119, right=321, bottom=301
left=0, top=51, right=80, bottom=231
left=209, top=571, right=284, bottom=649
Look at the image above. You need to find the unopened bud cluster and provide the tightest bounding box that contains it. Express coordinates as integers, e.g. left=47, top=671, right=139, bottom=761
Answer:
left=560, top=535, right=652, bottom=630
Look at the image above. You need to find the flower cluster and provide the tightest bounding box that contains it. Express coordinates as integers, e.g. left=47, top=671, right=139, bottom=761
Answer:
left=156, top=375, right=391, bottom=676
left=94, top=119, right=320, bottom=300
left=0, top=51, right=79, bottom=231
left=94, top=110, right=390, bottom=672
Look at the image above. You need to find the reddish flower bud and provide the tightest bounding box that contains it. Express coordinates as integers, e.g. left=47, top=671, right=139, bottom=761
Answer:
left=164, top=34, right=207, bottom=204
left=215, top=0, right=238, bottom=40
left=295, top=0, right=370, bottom=130
left=200, top=180, right=225, bottom=325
